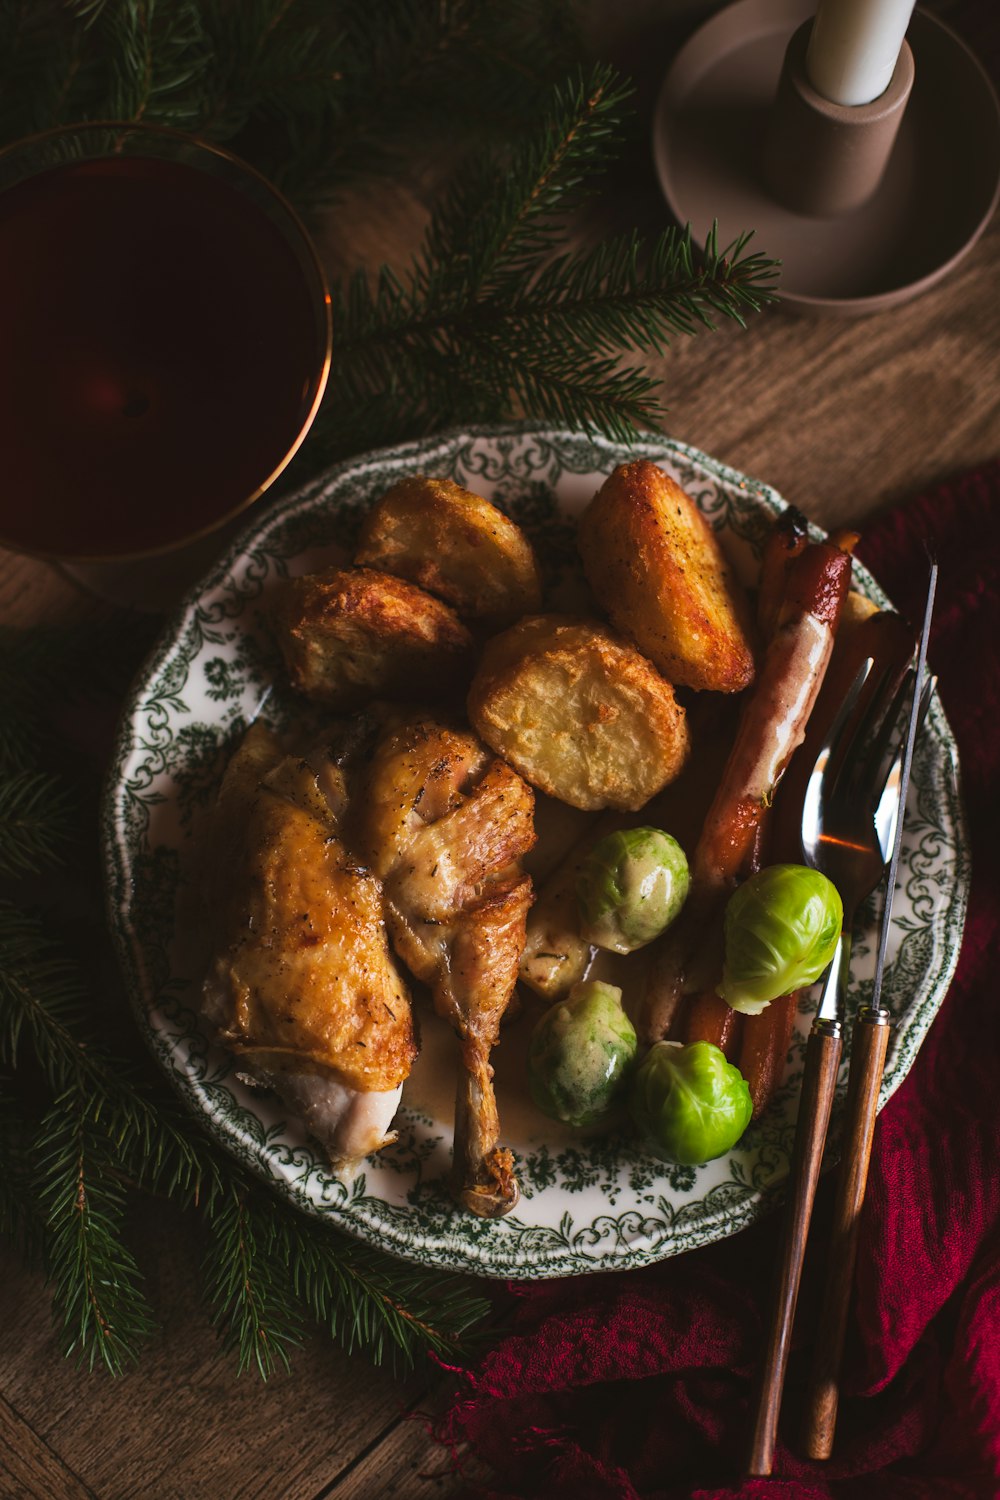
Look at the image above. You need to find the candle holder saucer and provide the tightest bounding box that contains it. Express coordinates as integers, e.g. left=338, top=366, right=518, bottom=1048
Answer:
left=652, top=0, right=1000, bottom=314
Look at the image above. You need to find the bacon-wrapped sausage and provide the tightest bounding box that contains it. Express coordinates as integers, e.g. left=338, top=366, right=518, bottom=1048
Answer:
left=641, top=531, right=853, bottom=1045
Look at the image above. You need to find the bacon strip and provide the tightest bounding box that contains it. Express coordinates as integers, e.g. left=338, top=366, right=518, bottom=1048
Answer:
left=692, top=541, right=853, bottom=894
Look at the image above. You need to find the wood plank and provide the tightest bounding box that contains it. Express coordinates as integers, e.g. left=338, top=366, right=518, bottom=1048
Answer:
left=322, top=1397, right=488, bottom=1500
left=0, top=1395, right=96, bottom=1500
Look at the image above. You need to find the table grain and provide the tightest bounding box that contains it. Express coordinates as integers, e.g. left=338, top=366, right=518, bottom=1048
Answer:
left=2, top=4, right=997, bottom=1495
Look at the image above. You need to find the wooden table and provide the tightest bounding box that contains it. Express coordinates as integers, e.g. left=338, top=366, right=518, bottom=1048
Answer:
left=2, top=5, right=997, bottom=1496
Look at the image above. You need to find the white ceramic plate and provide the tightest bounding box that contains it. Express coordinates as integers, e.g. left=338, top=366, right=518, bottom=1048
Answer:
left=103, top=425, right=969, bottom=1278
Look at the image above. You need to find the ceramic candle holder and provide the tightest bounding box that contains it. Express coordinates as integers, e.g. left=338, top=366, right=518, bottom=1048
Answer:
left=764, top=19, right=914, bottom=217
left=652, top=0, right=1000, bottom=313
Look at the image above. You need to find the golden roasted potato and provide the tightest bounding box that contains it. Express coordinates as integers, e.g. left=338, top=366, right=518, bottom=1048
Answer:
left=355, top=475, right=543, bottom=622
left=467, top=615, right=689, bottom=812
left=271, top=566, right=473, bottom=709
left=578, top=460, right=756, bottom=693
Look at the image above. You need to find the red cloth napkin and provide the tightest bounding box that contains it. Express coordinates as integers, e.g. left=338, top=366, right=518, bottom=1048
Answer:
left=433, top=461, right=1000, bottom=1499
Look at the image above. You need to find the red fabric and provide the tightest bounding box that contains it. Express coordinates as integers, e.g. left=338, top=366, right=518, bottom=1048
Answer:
left=433, top=462, right=1000, bottom=1499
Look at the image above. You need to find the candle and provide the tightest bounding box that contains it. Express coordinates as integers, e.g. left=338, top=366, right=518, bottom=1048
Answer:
left=805, top=0, right=915, bottom=107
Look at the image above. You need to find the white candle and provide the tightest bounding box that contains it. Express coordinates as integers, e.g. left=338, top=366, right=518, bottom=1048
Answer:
left=805, top=0, right=915, bottom=107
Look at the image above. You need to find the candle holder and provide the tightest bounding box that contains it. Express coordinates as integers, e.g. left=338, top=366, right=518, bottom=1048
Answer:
left=764, top=20, right=914, bottom=217
left=652, top=0, right=1000, bottom=313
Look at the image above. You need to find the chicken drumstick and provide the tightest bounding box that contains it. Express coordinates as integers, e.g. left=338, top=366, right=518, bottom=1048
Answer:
left=361, top=718, right=535, bottom=1218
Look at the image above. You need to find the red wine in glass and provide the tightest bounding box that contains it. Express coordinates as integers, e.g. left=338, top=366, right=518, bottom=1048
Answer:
left=0, top=126, right=331, bottom=561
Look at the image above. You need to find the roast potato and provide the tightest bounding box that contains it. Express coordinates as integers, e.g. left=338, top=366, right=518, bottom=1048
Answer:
left=271, top=566, right=473, bottom=709
left=467, top=615, right=689, bottom=812
left=355, top=475, right=543, bottom=622
left=578, top=461, right=756, bottom=694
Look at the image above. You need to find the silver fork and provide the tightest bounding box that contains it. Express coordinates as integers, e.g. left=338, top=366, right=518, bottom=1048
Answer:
left=747, top=652, right=932, bottom=1477
left=803, top=658, right=935, bottom=1026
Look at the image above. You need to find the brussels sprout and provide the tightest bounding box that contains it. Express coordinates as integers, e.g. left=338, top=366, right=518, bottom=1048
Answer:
left=527, top=980, right=638, bottom=1127
left=717, top=864, right=843, bottom=1015
left=576, top=826, right=690, bottom=954
left=629, top=1040, right=752, bottom=1164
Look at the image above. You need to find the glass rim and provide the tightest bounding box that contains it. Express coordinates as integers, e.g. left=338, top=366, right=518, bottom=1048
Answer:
left=0, top=119, right=333, bottom=564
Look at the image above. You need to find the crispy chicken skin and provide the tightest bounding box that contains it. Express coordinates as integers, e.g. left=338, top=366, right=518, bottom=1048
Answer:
left=360, top=718, right=535, bottom=1218
left=202, top=722, right=417, bottom=1173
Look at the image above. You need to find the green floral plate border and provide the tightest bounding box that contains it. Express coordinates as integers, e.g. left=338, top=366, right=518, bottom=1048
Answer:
left=102, top=424, right=969, bottom=1278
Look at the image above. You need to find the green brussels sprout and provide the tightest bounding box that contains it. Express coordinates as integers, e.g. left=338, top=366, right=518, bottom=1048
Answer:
left=527, top=980, right=638, bottom=1127
left=576, top=826, right=690, bottom=954
left=629, top=1040, right=752, bottom=1164
left=717, top=863, right=843, bottom=1015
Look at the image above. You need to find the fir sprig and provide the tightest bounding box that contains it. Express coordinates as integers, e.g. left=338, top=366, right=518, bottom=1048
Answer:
left=4, top=1, right=588, bottom=202
left=204, top=1185, right=307, bottom=1378
left=312, top=73, right=779, bottom=459
left=35, top=1087, right=157, bottom=1374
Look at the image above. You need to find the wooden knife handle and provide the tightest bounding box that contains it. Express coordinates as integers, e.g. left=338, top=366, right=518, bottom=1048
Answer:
left=747, top=1018, right=843, bottom=1477
left=801, top=1006, right=893, bottom=1461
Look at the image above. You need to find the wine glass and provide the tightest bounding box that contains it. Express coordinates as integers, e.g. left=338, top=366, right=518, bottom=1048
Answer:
left=0, top=122, right=332, bottom=598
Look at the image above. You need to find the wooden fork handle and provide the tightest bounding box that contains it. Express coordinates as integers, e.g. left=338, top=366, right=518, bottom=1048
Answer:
left=747, top=1019, right=842, bottom=1477
left=801, top=1007, right=893, bottom=1461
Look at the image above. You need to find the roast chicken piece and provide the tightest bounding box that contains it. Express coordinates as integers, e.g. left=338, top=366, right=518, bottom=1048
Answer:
left=361, top=718, right=535, bottom=1218
left=201, top=722, right=417, bottom=1174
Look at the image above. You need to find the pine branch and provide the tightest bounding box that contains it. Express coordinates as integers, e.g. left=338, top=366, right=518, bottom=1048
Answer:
left=312, top=64, right=778, bottom=453
left=0, top=901, right=221, bottom=1209
left=93, top=0, right=212, bottom=127
left=203, top=1185, right=306, bottom=1378
left=36, top=1087, right=157, bottom=1373
left=293, top=1221, right=492, bottom=1372
left=417, top=62, right=631, bottom=301
left=256, top=0, right=587, bottom=200
left=324, top=217, right=778, bottom=453
left=201, top=1178, right=492, bottom=1379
